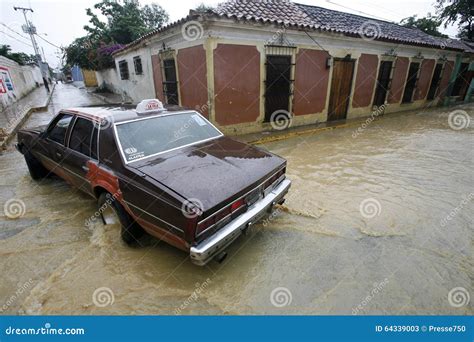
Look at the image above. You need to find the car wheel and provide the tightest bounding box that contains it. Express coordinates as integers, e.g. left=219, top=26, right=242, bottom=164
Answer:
left=24, top=151, right=49, bottom=180
left=98, top=192, right=144, bottom=246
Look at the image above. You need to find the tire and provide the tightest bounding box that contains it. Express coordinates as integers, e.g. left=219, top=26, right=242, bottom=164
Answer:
left=98, top=192, right=144, bottom=246
left=24, top=151, right=49, bottom=180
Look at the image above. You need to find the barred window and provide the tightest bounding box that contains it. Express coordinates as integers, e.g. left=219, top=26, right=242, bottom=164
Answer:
left=133, top=56, right=143, bottom=75
left=118, top=60, right=129, bottom=80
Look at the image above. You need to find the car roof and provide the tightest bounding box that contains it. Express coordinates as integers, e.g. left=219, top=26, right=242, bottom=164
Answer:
left=62, top=104, right=195, bottom=123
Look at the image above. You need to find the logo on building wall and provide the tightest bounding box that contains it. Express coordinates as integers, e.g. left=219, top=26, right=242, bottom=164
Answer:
left=0, top=66, right=15, bottom=94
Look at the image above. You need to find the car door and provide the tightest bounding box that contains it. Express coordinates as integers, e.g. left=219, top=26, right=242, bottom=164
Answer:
left=36, top=113, right=74, bottom=181
left=63, top=116, right=99, bottom=196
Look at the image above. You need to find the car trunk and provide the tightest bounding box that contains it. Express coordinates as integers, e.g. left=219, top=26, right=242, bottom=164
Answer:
left=130, top=136, right=286, bottom=214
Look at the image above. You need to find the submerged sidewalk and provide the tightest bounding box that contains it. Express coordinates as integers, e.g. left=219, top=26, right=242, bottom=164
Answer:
left=0, top=85, right=54, bottom=149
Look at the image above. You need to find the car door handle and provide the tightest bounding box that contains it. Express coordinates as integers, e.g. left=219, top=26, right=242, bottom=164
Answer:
left=82, top=165, right=89, bottom=172
left=55, top=152, right=63, bottom=158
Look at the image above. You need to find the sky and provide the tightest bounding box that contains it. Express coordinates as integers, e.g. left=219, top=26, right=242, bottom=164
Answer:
left=0, top=0, right=459, bottom=69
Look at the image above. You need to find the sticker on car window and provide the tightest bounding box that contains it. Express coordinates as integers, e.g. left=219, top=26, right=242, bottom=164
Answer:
left=124, top=147, right=145, bottom=161
left=192, top=114, right=207, bottom=126
left=125, top=147, right=138, bottom=154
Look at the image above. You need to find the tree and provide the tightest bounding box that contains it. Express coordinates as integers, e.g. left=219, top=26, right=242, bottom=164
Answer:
left=142, top=3, right=169, bottom=29
left=64, top=0, right=169, bottom=71
left=0, top=44, right=36, bottom=65
left=194, top=3, right=214, bottom=13
left=400, top=14, right=448, bottom=38
left=436, top=0, right=473, bottom=41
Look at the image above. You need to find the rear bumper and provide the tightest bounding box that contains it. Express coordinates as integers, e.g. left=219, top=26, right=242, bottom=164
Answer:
left=189, top=178, right=291, bottom=266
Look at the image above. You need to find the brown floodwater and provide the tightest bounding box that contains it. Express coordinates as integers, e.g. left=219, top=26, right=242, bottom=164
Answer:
left=0, top=85, right=472, bottom=315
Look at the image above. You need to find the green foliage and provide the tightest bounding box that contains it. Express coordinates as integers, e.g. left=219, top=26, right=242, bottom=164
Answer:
left=400, top=14, right=448, bottom=38
left=0, top=44, right=36, bottom=65
left=64, top=0, right=169, bottom=71
left=194, top=3, right=214, bottom=13
left=436, top=0, right=473, bottom=41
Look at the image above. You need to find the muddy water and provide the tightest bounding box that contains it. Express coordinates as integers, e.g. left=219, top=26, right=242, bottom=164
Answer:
left=0, top=87, right=472, bottom=315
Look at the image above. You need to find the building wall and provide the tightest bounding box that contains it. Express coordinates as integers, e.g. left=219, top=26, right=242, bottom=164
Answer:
left=213, top=44, right=261, bottom=125
left=0, top=56, right=43, bottom=111
left=388, top=57, right=409, bottom=105
left=113, top=47, right=155, bottom=102
left=95, top=67, right=121, bottom=94
left=82, top=69, right=98, bottom=87
left=351, top=53, right=378, bottom=108
left=414, top=59, right=435, bottom=101
left=111, top=19, right=464, bottom=134
left=437, top=61, right=455, bottom=99
left=293, top=49, right=330, bottom=117
left=177, top=45, right=209, bottom=117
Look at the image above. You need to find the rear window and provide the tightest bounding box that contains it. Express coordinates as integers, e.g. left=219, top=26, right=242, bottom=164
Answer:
left=115, top=112, right=222, bottom=163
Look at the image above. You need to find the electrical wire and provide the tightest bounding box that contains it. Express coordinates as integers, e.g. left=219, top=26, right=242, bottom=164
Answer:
left=0, top=30, right=33, bottom=47
left=0, top=22, right=31, bottom=42
left=324, top=0, right=393, bottom=22
left=35, top=33, right=62, bottom=49
left=303, top=30, right=331, bottom=56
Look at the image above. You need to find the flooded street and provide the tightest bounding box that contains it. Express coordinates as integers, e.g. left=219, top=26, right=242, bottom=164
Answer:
left=0, top=84, right=472, bottom=315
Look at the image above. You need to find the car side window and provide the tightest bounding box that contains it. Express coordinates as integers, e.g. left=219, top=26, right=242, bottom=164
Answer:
left=48, top=114, right=73, bottom=145
left=69, top=117, right=96, bottom=158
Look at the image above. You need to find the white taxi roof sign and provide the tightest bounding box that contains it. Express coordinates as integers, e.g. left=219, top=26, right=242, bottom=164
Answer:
left=136, top=99, right=164, bottom=114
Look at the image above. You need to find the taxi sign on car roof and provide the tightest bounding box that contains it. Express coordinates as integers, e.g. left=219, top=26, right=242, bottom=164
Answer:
left=136, top=99, right=164, bottom=114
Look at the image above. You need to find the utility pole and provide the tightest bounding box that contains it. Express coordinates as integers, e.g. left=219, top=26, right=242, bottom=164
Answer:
left=13, top=6, right=48, bottom=78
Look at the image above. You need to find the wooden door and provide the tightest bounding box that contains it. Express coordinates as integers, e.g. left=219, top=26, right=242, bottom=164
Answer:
left=427, top=64, right=443, bottom=100
left=373, top=61, right=392, bottom=106
left=402, top=62, right=419, bottom=103
left=328, top=59, right=355, bottom=121
left=162, top=59, right=179, bottom=105
left=265, top=55, right=292, bottom=122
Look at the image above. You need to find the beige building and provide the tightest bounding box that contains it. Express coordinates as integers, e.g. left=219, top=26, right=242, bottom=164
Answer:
left=97, top=0, right=473, bottom=134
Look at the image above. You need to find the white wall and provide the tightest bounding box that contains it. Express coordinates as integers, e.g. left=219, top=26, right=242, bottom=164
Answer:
left=95, top=67, right=121, bottom=94
left=0, top=56, right=43, bottom=111
left=112, top=48, right=155, bottom=104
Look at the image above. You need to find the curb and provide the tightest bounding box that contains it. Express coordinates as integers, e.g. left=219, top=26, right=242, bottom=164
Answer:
left=0, top=84, right=55, bottom=151
left=247, top=120, right=365, bottom=145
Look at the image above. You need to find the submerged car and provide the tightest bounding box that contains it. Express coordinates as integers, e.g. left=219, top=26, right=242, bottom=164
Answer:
left=16, top=99, right=291, bottom=265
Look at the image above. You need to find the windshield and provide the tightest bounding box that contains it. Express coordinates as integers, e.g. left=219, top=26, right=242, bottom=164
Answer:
left=115, top=112, right=222, bottom=163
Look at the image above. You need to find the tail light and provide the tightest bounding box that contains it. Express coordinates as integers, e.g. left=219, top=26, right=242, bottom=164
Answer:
left=195, top=169, right=285, bottom=237
left=196, top=197, right=246, bottom=236
left=263, top=168, right=285, bottom=191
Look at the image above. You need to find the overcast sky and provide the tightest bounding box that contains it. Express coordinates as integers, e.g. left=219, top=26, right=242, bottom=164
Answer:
left=0, top=0, right=458, bottom=69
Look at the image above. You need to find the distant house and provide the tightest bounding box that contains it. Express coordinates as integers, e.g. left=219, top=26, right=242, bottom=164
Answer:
left=102, top=0, right=473, bottom=134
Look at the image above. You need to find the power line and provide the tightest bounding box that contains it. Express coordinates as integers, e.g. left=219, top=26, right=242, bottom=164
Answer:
left=34, top=33, right=61, bottom=49
left=0, top=30, right=34, bottom=47
left=325, top=0, right=393, bottom=22
left=0, top=22, right=31, bottom=42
